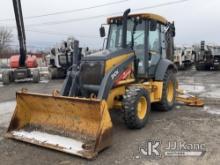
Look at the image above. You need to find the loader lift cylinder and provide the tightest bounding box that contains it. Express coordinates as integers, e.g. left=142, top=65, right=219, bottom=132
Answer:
left=12, top=0, right=27, bottom=67
left=60, top=40, right=81, bottom=96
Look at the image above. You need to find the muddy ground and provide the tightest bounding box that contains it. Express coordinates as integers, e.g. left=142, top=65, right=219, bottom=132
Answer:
left=0, top=68, right=220, bottom=165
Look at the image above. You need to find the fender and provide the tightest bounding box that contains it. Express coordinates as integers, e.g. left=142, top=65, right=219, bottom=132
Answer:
left=155, top=58, right=177, bottom=81
left=98, top=55, right=135, bottom=100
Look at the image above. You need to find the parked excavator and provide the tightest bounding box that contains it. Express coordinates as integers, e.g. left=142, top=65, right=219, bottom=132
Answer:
left=2, top=0, right=40, bottom=85
left=6, top=5, right=204, bottom=159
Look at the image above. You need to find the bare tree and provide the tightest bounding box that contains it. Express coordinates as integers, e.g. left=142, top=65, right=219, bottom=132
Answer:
left=0, top=27, right=13, bottom=55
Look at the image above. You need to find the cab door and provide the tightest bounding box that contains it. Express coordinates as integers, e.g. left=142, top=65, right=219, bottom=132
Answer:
left=130, top=20, right=148, bottom=78
left=147, top=21, right=162, bottom=77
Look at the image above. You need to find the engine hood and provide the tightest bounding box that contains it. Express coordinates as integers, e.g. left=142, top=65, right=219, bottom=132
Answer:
left=82, top=48, right=133, bottom=61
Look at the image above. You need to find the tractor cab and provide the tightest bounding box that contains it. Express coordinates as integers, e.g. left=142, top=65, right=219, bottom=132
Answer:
left=77, top=10, right=176, bottom=98
left=98, top=12, right=175, bottom=78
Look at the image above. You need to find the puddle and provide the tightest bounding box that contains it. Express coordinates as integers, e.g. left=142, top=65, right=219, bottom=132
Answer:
left=179, top=84, right=205, bottom=93
left=201, top=89, right=220, bottom=99
left=203, top=106, right=220, bottom=115
left=40, top=79, right=49, bottom=84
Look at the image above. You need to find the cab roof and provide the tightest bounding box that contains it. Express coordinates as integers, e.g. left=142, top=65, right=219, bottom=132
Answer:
left=107, top=13, right=168, bottom=25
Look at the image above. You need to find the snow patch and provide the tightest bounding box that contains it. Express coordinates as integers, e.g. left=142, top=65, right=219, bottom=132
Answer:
left=179, top=84, right=205, bottom=93
left=40, top=80, right=49, bottom=84
left=0, top=101, right=16, bottom=127
left=201, top=89, right=220, bottom=99
left=0, top=101, right=16, bottom=114
left=203, top=106, right=220, bottom=115
left=12, top=130, right=84, bottom=154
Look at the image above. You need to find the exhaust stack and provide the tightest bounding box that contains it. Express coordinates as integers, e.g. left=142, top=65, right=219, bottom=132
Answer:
left=121, top=9, right=131, bottom=48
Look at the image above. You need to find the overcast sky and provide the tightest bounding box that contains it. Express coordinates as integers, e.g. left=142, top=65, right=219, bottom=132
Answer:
left=0, top=0, right=219, bottom=50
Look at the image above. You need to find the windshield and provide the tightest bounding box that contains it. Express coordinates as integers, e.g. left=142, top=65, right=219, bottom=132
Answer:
left=106, top=19, right=145, bottom=51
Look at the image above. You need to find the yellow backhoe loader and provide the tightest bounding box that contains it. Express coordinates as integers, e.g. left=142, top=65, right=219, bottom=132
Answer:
left=5, top=5, right=204, bottom=159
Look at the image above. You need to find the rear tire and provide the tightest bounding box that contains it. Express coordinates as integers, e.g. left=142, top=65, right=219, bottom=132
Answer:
left=2, top=70, right=10, bottom=85
left=123, top=87, right=151, bottom=129
left=153, top=70, right=177, bottom=111
left=33, top=69, right=40, bottom=83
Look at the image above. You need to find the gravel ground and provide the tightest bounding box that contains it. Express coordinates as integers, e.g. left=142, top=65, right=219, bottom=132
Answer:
left=0, top=68, right=220, bottom=165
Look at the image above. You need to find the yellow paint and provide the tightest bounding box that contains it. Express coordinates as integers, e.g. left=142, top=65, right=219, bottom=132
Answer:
left=176, top=89, right=204, bottom=107
left=116, top=78, right=135, bottom=86
left=107, top=13, right=168, bottom=25
left=107, top=86, right=125, bottom=109
left=137, top=96, right=147, bottom=120
left=167, top=80, right=174, bottom=103
left=105, top=53, right=133, bottom=73
left=132, top=81, right=163, bottom=103
left=107, top=81, right=163, bottom=110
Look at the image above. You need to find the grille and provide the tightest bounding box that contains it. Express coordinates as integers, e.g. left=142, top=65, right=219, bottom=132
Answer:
left=80, top=61, right=104, bottom=85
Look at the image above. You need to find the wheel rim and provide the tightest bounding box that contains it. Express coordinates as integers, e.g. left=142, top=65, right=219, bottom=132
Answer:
left=167, top=80, right=174, bottom=103
left=137, top=96, right=147, bottom=120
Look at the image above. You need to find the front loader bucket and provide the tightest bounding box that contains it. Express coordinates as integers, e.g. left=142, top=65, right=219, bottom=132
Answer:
left=5, top=91, right=112, bottom=159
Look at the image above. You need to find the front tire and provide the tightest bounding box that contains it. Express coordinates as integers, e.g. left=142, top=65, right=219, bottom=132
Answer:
left=123, top=87, right=151, bottom=129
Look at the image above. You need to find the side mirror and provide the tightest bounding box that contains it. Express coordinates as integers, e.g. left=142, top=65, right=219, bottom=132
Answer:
left=99, top=26, right=106, bottom=37
left=150, top=21, right=157, bottom=31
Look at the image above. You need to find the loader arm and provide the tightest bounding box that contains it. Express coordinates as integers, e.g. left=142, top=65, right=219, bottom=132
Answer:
left=12, top=0, right=27, bottom=67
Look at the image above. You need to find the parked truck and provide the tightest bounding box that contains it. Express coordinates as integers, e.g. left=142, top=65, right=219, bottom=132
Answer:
left=47, top=37, right=90, bottom=79
left=174, top=46, right=195, bottom=70
left=48, top=38, right=77, bottom=79
left=194, top=41, right=220, bottom=70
